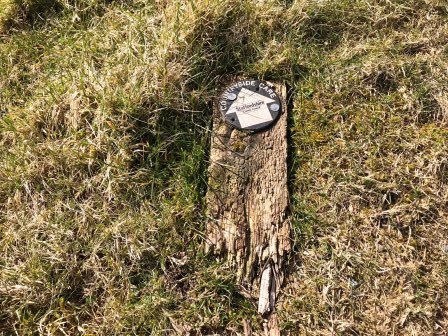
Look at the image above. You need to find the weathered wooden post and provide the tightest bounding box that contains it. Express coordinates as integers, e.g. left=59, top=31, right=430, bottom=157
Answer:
left=206, top=79, right=291, bottom=334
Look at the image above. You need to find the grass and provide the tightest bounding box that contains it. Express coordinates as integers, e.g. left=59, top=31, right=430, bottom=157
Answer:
left=0, top=0, right=447, bottom=334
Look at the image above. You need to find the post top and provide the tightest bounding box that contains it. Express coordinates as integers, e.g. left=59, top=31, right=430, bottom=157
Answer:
left=218, top=80, right=281, bottom=132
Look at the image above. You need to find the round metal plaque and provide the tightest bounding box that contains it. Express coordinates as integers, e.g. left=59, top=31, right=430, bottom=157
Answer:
left=218, top=80, right=281, bottom=132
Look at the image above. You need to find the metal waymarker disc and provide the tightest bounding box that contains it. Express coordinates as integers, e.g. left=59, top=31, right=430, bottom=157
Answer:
left=218, top=80, right=281, bottom=132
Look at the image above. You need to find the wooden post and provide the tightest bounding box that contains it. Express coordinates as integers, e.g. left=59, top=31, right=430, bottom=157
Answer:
left=205, top=80, right=291, bottom=328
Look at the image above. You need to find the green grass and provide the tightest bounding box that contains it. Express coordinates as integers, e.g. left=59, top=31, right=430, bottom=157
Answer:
left=1, top=0, right=448, bottom=334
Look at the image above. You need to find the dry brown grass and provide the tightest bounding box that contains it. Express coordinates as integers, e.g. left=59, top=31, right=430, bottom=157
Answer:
left=0, top=0, right=447, bottom=334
